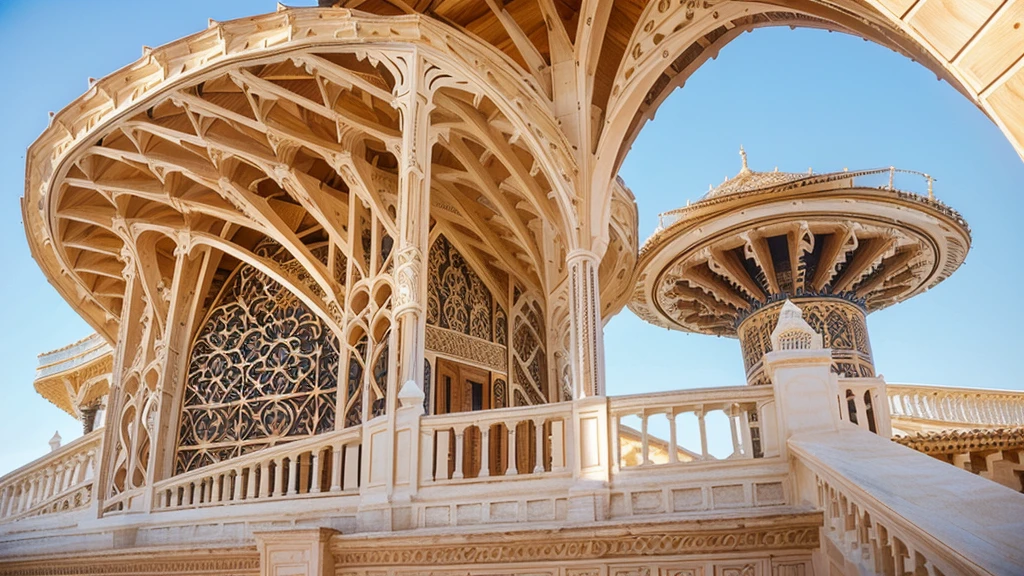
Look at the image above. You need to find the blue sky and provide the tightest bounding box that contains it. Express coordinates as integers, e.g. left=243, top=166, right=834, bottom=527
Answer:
left=0, top=1, right=1021, bottom=474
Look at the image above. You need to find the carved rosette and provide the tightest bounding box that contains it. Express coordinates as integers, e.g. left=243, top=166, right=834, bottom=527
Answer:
left=738, top=297, right=874, bottom=386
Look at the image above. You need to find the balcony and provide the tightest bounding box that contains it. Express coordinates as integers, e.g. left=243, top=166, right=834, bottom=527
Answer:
left=0, top=365, right=1021, bottom=573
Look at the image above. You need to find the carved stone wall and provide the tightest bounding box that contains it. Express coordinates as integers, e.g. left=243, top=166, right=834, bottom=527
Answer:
left=738, top=297, right=873, bottom=386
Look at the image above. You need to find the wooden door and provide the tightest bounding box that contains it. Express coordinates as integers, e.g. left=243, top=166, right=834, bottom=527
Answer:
left=434, top=358, right=493, bottom=478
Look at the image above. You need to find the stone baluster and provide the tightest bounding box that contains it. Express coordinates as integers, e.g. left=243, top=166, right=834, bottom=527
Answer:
left=275, top=457, right=286, bottom=497
left=309, top=446, right=321, bottom=491
left=533, top=419, right=545, bottom=474
left=639, top=411, right=651, bottom=465
left=610, top=413, right=621, bottom=472
left=729, top=406, right=742, bottom=457
left=738, top=406, right=753, bottom=457
left=25, top=476, right=37, bottom=511
left=259, top=461, right=271, bottom=499
left=241, top=465, right=253, bottom=500
left=667, top=409, right=678, bottom=464
left=0, top=486, right=9, bottom=518
left=452, top=427, right=465, bottom=480
left=330, top=445, right=343, bottom=492
left=286, top=456, right=298, bottom=496
left=697, top=409, right=709, bottom=460
left=505, top=422, right=518, bottom=476
left=479, top=427, right=490, bottom=478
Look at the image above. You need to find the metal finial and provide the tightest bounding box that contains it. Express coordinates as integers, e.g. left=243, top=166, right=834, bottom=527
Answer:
left=739, top=145, right=749, bottom=172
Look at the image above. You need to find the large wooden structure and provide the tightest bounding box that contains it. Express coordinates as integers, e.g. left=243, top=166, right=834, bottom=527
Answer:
left=6, top=2, right=1024, bottom=575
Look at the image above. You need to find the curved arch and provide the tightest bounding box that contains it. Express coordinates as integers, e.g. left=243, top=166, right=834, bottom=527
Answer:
left=587, top=0, right=1024, bottom=253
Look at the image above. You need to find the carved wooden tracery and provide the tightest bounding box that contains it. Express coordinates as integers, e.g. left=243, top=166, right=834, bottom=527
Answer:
left=175, top=242, right=340, bottom=473
left=425, top=232, right=551, bottom=410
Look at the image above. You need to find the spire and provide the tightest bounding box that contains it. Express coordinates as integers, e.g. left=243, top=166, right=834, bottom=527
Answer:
left=739, top=145, right=750, bottom=174
left=49, top=431, right=62, bottom=452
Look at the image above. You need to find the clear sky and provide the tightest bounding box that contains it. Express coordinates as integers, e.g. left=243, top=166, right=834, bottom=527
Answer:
left=0, top=1, right=1021, bottom=474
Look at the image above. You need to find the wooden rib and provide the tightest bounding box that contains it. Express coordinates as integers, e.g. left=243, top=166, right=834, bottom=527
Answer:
left=810, top=226, right=853, bottom=292
left=853, top=245, right=921, bottom=297
left=788, top=225, right=813, bottom=293
left=685, top=262, right=749, bottom=309
left=442, top=137, right=545, bottom=284
left=744, top=233, right=779, bottom=295
left=433, top=181, right=541, bottom=294
left=710, top=248, right=763, bottom=301
left=831, top=235, right=898, bottom=294
left=483, top=0, right=552, bottom=96
left=230, top=69, right=401, bottom=146
left=665, top=279, right=736, bottom=318
left=435, top=93, right=563, bottom=229
left=292, top=54, right=398, bottom=106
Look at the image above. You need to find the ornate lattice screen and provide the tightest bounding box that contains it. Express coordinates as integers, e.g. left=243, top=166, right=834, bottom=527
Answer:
left=175, top=253, right=340, bottom=474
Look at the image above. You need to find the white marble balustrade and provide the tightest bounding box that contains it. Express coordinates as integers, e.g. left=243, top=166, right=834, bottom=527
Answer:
left=153, top=427, right=362, bottom=511
left=420, top=402, right=571, bottom=483
left=0, top=429, right=101, bottom=521
left=608, top=385, right=778, bottom=470
left=887, top=383, right=1024, bottom=427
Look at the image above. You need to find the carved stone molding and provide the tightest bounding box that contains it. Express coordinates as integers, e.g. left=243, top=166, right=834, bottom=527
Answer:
left=0, top=548, right=259, bottom=576
left=330, top=513, right=821, bottom=566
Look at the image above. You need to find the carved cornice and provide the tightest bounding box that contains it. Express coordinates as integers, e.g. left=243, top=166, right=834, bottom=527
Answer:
left=425, top=325, right=507, bottom=373
left=0, top=548, right=258, bottom=576
left=331, top=513, right=822, bottom=566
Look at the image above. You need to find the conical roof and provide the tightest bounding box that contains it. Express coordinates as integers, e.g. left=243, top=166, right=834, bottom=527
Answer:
left=703, top=147, right=806, bottom=199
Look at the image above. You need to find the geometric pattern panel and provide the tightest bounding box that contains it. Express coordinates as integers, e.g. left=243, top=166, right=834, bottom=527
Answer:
left=427, top=234, right=493, bottom=341
left=175, top=256, right=340, bottom=474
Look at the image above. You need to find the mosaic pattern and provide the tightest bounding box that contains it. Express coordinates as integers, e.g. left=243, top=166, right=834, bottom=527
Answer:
left=175, top=253, right=340, bottom=474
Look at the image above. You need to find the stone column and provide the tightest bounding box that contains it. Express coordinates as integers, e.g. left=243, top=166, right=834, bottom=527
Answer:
left=392, top=53, right=434, bottom=395
left=567, top=249, right=605, bottom=398
left=255, top=528, right=337, bottom=576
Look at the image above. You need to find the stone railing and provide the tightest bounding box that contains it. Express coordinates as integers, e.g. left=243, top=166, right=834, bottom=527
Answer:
left=0, top=383, right=797, bottom=541
left=0, top=429, right=102, bottom=521
left=607, top=385, right=778, bottom=468
left=35, top=333, right=112, bottom=379
left=887, top=383, right=1024, bottom=428
left=153, top=427, right=362, bottom=511
left=837, top=377, right=891, bottom=437
left=792, top=428, right=1024, bottom=576
left=420, top=402, right=571, bottom=483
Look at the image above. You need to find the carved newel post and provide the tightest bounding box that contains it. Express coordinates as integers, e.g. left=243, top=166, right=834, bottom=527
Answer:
left=764, top=300, right=840, bottom=445
left=566, top=249, right=611, bottom=522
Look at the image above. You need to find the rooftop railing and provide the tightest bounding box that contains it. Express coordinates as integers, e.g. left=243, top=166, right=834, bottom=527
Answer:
left=656, top=167, right=967, bottom=232
left=0, top=429, right=102, bottom=522
left=35, top=333, right=112, bottom=380
left=887, top=383, right=1024, bottom=428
